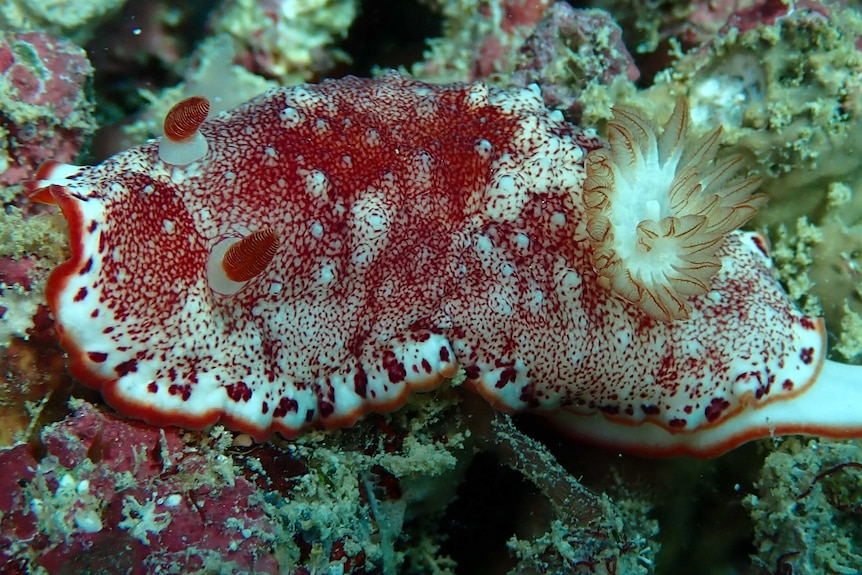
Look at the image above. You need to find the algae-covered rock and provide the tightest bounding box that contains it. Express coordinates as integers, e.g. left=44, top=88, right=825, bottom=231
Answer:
left=0, top=0, right=128, bottom=42
left=745, top=438, right=862, bottom=574
left=647, top=2, right=862, bottom=219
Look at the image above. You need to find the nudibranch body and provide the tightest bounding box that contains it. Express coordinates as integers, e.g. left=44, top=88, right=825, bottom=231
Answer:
left=27, top=72, right=862, bottom=457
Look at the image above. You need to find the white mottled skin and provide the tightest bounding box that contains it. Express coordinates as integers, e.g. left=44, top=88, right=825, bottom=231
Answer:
left=29, top=71, right=860, bottom=457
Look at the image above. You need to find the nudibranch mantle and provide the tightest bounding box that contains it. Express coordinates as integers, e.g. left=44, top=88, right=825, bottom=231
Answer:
left=27, top=72, right=862, bottom=457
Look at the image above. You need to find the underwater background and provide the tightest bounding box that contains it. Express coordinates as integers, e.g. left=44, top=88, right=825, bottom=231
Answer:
left=2, top=0, right=862, bottom=573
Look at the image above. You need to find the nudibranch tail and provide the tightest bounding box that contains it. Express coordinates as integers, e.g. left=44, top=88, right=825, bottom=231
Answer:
left=158, top=95, right=210, bottom=166
left=584, top=99, right=767, bottom=321
left=545, top=357, right=862, bottom=459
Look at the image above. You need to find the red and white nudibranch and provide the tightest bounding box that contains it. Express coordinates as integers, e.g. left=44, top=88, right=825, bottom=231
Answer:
left=25, top=71, right=862, bottom=457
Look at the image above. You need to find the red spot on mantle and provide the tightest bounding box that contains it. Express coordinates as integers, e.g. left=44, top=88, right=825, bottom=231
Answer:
left=87, top=351, right=108, bottom=363
left=382, top=351, right=406, bottom=384
left=704, top=397, right=731, bottom=423
left=272, top=397, right=298, bottom=418
left=495, top=367, right=517, bottom=389
left=114, top=358, right=138, bottom=376
left=225, top=382, right=252, bottom=402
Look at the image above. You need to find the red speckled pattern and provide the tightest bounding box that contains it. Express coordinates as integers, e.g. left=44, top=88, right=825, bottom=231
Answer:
left=32, top=72, right=826, bottom=451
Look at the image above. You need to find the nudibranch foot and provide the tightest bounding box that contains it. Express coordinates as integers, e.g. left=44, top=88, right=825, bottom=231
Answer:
left=24, top=160, right=87, bottom=204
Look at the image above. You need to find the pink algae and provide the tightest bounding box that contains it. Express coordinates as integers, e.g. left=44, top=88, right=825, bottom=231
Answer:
left=0, top=401, right=283, bottom=574
left=0, top=31, right=95, bottom=189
